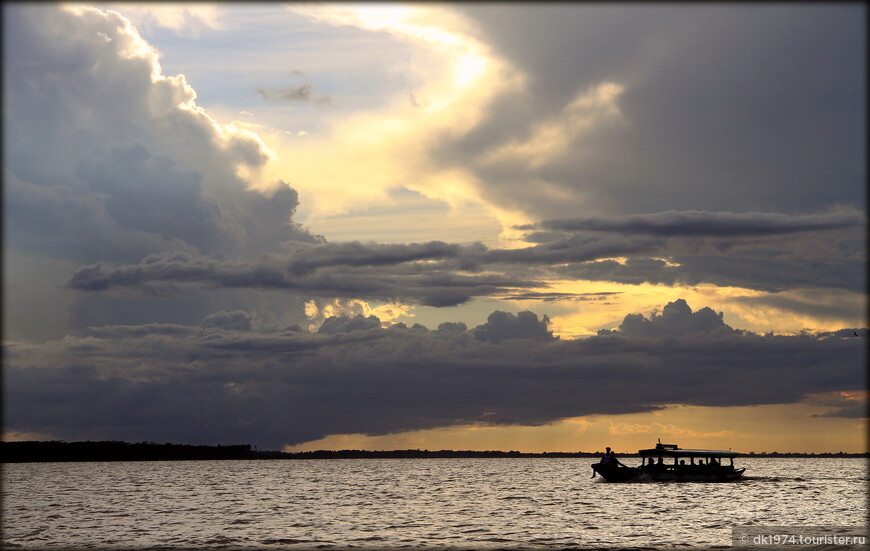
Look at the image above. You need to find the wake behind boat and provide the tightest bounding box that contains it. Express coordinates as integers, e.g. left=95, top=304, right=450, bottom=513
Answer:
left=592, top=442, right=745, bottom=482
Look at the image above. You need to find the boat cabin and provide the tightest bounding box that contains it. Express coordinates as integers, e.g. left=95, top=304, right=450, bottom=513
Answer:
left=638, top=442, right=739, bottom=468
left=591, top=442, right=745, bottom=482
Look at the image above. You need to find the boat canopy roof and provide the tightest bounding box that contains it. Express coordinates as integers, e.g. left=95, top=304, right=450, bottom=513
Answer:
left=638, top=443, right=739, bottom=458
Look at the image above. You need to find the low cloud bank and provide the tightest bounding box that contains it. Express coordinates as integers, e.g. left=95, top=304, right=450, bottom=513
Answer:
left=5, top=301, right=864, bottom=449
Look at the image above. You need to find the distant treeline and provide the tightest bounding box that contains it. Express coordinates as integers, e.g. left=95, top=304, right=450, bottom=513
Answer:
left=1, top=441, right=253, bottom=462
left=2, top=441, right=867, bottom=463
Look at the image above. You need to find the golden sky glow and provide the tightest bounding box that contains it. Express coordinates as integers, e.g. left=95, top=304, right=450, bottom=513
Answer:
left=286, top=393, right=868, bottom=454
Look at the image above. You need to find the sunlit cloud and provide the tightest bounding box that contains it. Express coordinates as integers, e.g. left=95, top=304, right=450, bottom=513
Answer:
left=480, top=82, right=625, bottom=170
left=304, top=298, right=413, bottom=331
left=243, top=3, right=532, bottom=242
left=99, top=2, right=223, bottom=33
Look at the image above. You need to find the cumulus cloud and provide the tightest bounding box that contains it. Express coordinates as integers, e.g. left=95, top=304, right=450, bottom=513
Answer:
left=601, top=299, right=734, bottom=338
left=4, top=4, right=318, bottom=265
left=304, top=298, right=411, bottom=332
left=3, top=4, right=327, bottom=337
left=4, top=301, right=864, bottom=449
left=472, top=311, right=555, bottom=343
left=318, top=314, right=382, bottom=335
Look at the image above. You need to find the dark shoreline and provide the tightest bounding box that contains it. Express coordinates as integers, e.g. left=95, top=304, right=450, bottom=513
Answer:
left=2, top=440, right=867, bottom=463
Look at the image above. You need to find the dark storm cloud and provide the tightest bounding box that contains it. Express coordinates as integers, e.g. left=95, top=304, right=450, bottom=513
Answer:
left=4, top=301, right=864, bottom=449
left=450, top=4, right=865, bottom=219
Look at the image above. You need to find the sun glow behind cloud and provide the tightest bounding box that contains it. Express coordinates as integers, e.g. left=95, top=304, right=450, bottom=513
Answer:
left=239, top=3, right=534, bottom=243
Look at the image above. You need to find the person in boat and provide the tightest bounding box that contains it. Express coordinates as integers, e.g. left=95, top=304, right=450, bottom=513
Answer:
left=601, top=448, right=625, bottom=468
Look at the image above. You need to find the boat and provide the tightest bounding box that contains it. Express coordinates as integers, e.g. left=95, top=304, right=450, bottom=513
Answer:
left=591, top=441, right=745, bottom=482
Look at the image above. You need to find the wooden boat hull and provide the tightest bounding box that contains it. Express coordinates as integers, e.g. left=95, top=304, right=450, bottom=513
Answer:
left=592, top=463, right=745, bottom=482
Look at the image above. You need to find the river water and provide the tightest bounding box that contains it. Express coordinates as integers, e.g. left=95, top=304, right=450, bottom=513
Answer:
left=2, top=458, right=867, bottom=550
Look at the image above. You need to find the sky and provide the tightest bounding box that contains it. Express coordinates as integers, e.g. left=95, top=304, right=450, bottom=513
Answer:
left=2, top=2, right=867, bottom=454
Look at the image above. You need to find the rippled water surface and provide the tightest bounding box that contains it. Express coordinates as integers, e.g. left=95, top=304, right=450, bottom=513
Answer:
left=3, top=458, right=867, bottom=549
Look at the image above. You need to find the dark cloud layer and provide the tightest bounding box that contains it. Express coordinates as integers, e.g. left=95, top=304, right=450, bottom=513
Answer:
left=4, top=301, right=864, bottom=449
left=452, top=4, right=865, bottom=219
left=519, top=211, right=864, bottom=237
left=68, top=208, right=865, bottom=300
left=67, top=249, right=541, bottom=307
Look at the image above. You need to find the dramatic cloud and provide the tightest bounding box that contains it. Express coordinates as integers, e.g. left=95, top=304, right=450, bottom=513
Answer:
left=4, top=301, right=864, bottom=449
left=3, top=4, right=324, bottom=338
left=3, top=4, right=318, bottom=266
left=3, top=4, right=865, bottom=454
left=449, top=4, right=865, bottom=220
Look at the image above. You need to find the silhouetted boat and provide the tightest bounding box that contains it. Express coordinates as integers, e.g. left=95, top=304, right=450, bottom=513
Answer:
left=591, top=442, right=745, bottom=482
